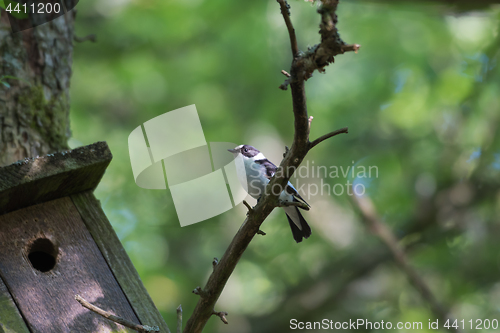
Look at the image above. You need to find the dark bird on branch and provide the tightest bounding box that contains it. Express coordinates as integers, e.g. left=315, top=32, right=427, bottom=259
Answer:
left=229, top=145, right=311, bottom=242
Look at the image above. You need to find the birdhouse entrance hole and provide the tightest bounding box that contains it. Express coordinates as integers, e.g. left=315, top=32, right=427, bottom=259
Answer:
left=27, top=238, right=57, bottom=272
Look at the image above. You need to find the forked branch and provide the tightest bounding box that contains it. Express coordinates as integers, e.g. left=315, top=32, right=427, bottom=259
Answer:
left=309, top=127, right=349, bottom=150
left=183, top=1, right=358, bottom=332
left=212, top=311, right=229, bottom=324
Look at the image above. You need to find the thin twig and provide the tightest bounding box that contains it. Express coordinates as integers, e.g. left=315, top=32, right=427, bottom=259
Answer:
left=353, top=196, right=460, bottom=333
left=73, top=34, right=96, bottom=43
left=212, top=311, right=228, bottom=324
left=257, top=229, right=267, bottom=235
left=279, top=79, right=291, bottom=90
left=309, top=127, right=348, bottom=150
left=177, top=305, right=182, bottom=333
left=242, top=200, right=253, bottom=214
left=192, top=287, right=205, bottom=297
left=341, top=44, right=361, bottom=53
left=74, top=295, right=159, bottom=333
left=277, top=0, right=299, bottom=56
left=283, top=146, right=290, bottom=158
left=212, top=258, right=219, bottom=270
left=281, top=70, right=291, bottom=77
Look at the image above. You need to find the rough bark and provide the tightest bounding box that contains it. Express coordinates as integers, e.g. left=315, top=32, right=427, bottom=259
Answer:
left=0, top=7, right=76, bottom=167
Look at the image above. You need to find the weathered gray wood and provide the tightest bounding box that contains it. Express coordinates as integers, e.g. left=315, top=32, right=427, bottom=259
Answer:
left=0, top=141, right=112, bottom=215
left=71, top=191, right=171, bottom=333
left=0, top=276, right=31, bottom=333
left=0, top=197, right=139, bottom=333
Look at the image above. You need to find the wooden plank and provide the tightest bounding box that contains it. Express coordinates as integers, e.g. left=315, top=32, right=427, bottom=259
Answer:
left=71, top=191, right=171, bottom=333
left=0, top=276, right=31, bottom=333
left=0, top=141, right=112, bottom=215
left=0, top=197, right=139, bottom=333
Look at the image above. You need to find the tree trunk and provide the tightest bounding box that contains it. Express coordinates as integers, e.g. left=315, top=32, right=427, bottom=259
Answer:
left=0, top=8, right=76, bottom=167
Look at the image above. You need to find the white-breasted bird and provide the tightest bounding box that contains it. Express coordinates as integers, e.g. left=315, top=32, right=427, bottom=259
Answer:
left=228, top=145, right=311, bottom=243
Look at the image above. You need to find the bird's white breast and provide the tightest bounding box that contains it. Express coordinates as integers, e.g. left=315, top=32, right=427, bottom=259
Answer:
left=242, top=157, right=268, bottom=199
left=234, top=153, right=297, bottom=202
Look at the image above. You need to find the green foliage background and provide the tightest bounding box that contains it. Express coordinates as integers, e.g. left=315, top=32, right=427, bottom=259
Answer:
left=70, top=0, right=500, bottom=332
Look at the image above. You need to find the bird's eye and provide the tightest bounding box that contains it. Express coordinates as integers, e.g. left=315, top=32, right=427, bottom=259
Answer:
left=244, top=148, right=248, bottom=153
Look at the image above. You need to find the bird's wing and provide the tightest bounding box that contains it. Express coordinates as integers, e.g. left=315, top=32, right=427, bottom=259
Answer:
left=256, top=159, right=310, bottom=207
left=285, top=182, right=310, bottom=207
left=254, top=159, right=277, bottom=180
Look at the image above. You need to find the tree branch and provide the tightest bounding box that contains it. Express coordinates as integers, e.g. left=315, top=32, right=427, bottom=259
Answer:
left=177, top=305, right=183, bottom=333
left=341, top=43, right=360, bottom=53
left=183, top=1, right=357, bottom=332
left=352, top=196, right=460, bottom=333
left=242, top=200, right=253, bottom=214
left=309, top=127, right=348, bottom=150
left=281, top=70, right=291, bottom=77
left=212, top=311, right=228, bottom=324
left=303, top=0, right=360, bottom=79
left=277, top=0, right=299, bottom=56
left=75, top=295, right=160, bottom=333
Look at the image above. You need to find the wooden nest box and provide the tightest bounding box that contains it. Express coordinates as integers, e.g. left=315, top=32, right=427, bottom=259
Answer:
left=0, top=142, right=168, bottom=333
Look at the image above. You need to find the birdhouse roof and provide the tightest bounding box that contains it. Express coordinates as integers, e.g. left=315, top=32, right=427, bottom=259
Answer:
left=0, top=142, right=112, bottom=215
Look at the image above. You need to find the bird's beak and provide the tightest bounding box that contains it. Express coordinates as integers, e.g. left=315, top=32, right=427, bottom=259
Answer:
left=228, top=148, right=238, bottom=153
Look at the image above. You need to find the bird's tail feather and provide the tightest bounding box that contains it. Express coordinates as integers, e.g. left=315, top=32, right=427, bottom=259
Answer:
left=284, top=206, right=311, bottom=243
